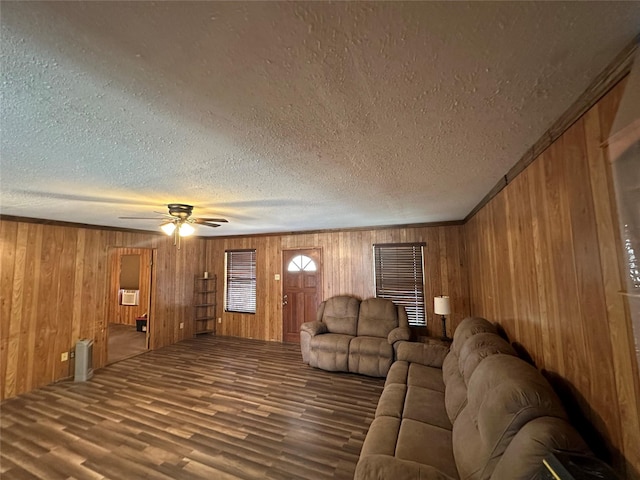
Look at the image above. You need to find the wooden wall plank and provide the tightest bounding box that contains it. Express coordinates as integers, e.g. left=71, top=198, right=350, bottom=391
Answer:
left=205, top=224, right=469, bottom=341
left=464, top=78, right=640, bottom=478
left=0, top=221, right=207, bottom=401
left=0, top=221, right=19, bottom=399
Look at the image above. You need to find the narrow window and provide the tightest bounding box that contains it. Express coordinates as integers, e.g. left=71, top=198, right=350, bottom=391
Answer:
left=225, top=249, right=257, bottom=314
left=373, top=243, right=426, bottom=326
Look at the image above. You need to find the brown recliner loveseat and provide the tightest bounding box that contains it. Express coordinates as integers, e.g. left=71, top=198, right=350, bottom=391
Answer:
left=299, top=295, right=411, bottom=378
left=355, top=316, right=595, bottom=479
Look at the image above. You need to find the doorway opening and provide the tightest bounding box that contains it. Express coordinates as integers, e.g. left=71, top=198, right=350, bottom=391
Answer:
left=107, top=248, right=153, bottom=364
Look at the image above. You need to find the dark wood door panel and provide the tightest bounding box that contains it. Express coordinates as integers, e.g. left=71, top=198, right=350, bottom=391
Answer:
left=282, top=248, right=322, bottom=344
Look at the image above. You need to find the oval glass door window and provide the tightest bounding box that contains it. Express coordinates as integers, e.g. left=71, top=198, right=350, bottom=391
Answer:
left=287, top=255, right=317, bottom=272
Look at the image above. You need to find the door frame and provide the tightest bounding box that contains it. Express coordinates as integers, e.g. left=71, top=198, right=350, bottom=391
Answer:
left=281, top=247, right=323, bottom=342
left=105, top=247, right=155, bottom=364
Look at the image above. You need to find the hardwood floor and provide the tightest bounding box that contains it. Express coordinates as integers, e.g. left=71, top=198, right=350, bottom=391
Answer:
left=0, top=336, right=384, bottom=479
left=107, top=323, right=148, bottom=365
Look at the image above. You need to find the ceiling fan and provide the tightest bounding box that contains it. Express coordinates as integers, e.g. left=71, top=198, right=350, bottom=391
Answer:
left=119, top=203, right=228, bottom=248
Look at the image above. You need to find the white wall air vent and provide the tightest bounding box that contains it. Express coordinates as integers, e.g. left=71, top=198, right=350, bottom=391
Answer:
left=120, top=289, right=139, bottom=306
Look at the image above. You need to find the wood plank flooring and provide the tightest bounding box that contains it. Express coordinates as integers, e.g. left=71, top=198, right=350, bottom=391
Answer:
left=0, top=336, right=384, bottom=479
left=107, top=323, right=147, bottom=365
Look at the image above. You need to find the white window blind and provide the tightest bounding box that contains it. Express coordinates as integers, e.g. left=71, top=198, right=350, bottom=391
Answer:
left=373, top=243, right=426, bottom=326
left=225, top=249, right=257, bottom=314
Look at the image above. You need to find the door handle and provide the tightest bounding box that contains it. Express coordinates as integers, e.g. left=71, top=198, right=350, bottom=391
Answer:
left=283, top=294, right=288, bottom=306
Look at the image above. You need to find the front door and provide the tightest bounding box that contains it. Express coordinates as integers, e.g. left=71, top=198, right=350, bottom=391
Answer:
left=282, top=248, right=322, bottom=343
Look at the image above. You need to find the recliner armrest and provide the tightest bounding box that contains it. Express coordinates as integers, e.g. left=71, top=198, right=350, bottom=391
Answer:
left=387, top=327, right=411, bottom=345
left=300, top=321, right=328, bottom=337
left=396, top=341, right=449, bottom=368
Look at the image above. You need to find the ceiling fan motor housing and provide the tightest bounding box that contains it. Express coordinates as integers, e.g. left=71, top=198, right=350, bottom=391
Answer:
left=167, top=203, right=194, bottom=219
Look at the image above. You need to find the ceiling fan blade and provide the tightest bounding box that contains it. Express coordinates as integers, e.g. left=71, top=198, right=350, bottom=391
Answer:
left=154, top=211, right=176, bottom=218
left=195, top=217, right=228, bottom=223
left=118, top=216, right=165, bottom=220
left=200, top=222, right=221, bottom=228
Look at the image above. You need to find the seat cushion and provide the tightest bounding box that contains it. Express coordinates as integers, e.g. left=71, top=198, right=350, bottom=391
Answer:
left=375, top=383, right=407, bottom=418
left=309, top=333, right=352, bottom=372
left=360, top=416, right=401, bottom=457
left=349, top=336, right=394, bottom=377
left=355, top=454, right=458, bottom=480
left=385, top=360, right=409, bottom=387
left=396, top=419, right=458, bottom=479
left=407, top=363, right=445, bottom=393
left=361, top=415, right=457, bottom=480
left=403, top=386, right=451, bottom=430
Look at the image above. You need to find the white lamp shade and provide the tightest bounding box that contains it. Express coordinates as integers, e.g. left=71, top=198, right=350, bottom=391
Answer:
left=161, top=222, right=177, bottom=235
left=434, top=295, right=451, bottom=315
left=179, top=222, right=195, bottom=237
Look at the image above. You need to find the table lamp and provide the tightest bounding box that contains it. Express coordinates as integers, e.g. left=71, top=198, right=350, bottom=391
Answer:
left=434, top=295, right=451, bottom=341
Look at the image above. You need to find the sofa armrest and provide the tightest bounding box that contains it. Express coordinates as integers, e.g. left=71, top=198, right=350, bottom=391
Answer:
left=387, top=327, right=411, bottom=345
left=300, top=321, right=328, bottom=365
left=355, top=455, right=455, bottom=480
left=300, top=321, right=328, bottom=337
left=396, top=341, right=449, bottom=368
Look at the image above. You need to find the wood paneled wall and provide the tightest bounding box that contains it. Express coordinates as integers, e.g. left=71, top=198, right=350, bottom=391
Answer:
left=205, top=225, right=469, bottom=342
left=1, top=218, right=466, bottom=401
left=0, top=221, right=207, bottom=400
left=465, top=78, right=640, bottom=478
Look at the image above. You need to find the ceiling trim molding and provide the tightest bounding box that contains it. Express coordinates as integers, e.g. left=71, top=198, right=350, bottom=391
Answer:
left=465, top=33, right=639, bottom=223
left=0, top=214, right=165, bottom=236
left=205, top=220, right=465, bottom=241
left=0, top=214, right=464, bottom=239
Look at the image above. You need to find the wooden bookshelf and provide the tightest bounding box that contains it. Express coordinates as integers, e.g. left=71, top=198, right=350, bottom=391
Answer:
left=194, top=274, right=216, bottom=335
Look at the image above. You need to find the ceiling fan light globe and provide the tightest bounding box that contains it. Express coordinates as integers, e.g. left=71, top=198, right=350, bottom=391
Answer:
left=179, top=222, right=195, bottom=237
left=161, top=222, right=177, bottom=235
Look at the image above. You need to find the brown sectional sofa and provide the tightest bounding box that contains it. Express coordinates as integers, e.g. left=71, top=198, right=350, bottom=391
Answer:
left=355, top=317, right=593, bottom=480
left=300, top=295, right=411, bottom=378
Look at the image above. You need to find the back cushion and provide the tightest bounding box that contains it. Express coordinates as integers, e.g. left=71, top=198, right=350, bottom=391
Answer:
left=491, top=417, right=591, bottom=480
left=450, top=317, right=497, bottom=355
left=321, top=296, right=360, bottom=335
left=357, top=298, right=398, bottom=338
left=442, top=351, right=459, bottom=387
left=444, top=370, right=467, bottom=424
left=453, top=355, right=568, bottom=479
left=458, top=333, right=517, bottom=385
left=443, top=333, right=516, bottom=426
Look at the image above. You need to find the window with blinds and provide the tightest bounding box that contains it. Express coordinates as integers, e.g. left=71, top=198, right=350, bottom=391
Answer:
left=373, top=243, right=426, bottom=326
left=225, top=249, right=257, bottom=314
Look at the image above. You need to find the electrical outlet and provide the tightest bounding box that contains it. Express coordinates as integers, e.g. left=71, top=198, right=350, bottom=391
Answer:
left=218, top=318, right=222, bottom=324
left=179, top=322, right=184, bottom=329
left=61, top=352, right=68, bottom=362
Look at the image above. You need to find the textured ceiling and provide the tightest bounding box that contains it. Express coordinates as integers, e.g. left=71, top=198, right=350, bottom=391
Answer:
left=1, top=2, right=639, bottom=236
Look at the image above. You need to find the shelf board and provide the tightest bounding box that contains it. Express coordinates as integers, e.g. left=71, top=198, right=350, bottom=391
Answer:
left=195, top=316, right=216, bottom=321
left=195, top=329, right=214, bottom=334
